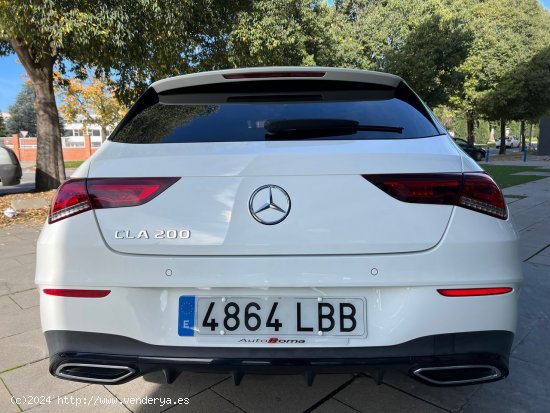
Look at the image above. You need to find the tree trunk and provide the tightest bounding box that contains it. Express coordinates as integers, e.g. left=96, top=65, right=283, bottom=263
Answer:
left=57, top=136, right=65, bottom=179
left=499, top=119, right=506, bottom=155
left=10, top=39, right=66, bottom=191
left=101, top=125, right=108, bottom=143
left=520, top=120, right=526, bottom=152
left=466, top=112, right=476, bottom=146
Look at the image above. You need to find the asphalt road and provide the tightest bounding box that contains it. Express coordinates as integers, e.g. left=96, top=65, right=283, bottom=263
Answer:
left=0, top=168, right=78, bottom=196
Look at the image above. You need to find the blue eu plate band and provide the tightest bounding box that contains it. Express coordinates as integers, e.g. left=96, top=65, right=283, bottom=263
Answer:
left=178, top=296, right=195, bottom=336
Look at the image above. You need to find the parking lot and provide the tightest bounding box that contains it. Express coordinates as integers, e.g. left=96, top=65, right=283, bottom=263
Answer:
left=1, top=175, right=550, bottom=412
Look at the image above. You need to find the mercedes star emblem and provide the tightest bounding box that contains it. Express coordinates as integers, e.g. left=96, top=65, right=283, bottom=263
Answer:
left=249, top=185, right=291, bottom=225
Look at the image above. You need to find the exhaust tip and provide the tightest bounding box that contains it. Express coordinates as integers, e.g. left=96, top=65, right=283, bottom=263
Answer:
left=412, top=365, right=502, bottom=386
left=55, top=363, right=136, bottom=383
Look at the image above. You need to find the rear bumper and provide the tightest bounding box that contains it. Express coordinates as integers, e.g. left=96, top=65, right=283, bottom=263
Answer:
left=47, top=330, right=513, bottom=386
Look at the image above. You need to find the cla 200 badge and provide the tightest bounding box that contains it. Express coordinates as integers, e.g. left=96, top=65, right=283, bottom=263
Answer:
left=114, top=229, right=191, bottom=239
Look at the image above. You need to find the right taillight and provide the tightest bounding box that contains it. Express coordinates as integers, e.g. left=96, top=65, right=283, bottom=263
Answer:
left=459, top=173, right=507, bottom=219
left=48, top=177, right=179, bottom=224
left=363, top=172, right=507, bottom=220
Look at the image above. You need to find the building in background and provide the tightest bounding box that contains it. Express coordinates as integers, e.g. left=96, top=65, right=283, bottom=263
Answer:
left=62, top=115, right=113, bottom=148
left=1, top=114, right=114, bottom=163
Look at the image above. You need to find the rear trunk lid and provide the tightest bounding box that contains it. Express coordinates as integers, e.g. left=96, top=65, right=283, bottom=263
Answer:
left=90, top=137, right=461, bottom=256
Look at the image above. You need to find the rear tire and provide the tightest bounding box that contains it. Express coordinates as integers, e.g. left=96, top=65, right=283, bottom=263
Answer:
left=0, top=174, right=20, bottom=186
left=474, top=152, right=483, bottom=161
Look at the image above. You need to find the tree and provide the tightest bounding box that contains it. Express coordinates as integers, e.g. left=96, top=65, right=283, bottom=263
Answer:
left=0, top=1, right=249, bottom=190
left=334, top=0, right=473, bottom=108
left=227, top=0, right=352, bottom=68
left=58, top=74, right=126, bottom=143
left=6, top=83, right=37, bottom=135
left=227, top=0, right=474, bottom=109
left=445, top=0, right=550, bottom=150
left=385, top=13, right=473, bottom=108
left=0, top=111, right=7, bottom=137
left=477, top=4, right=550, bottom=152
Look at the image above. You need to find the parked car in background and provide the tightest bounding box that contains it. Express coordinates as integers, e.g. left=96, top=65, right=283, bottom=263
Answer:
left=453, top=138, right=486, bottom=161
left=495, top=136, right=520, bottom=148
left=37, top=67, right=521, bottom=388
left=0, top=145, right=22, bottom=186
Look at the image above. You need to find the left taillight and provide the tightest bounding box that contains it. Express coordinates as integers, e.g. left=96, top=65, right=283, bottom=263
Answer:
left=48, top=177, right=179, bottom=224
left=49, top=180, right=92, bottom=223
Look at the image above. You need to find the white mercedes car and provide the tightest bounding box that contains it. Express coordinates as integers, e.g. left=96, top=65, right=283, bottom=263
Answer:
left=36, top=67, right=522, bottom=387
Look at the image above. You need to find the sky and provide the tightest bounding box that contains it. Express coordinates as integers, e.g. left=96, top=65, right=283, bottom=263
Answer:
left=0, top=54, right=27, bottom=113
left=1, top=0, right=550, bottom=111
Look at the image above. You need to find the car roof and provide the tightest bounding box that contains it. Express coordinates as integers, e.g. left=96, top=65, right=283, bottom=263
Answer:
left=151, top=67, right=403, bottom=94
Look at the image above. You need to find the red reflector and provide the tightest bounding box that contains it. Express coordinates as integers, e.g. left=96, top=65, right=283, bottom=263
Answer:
left=223, top=71, right=325, bottom=79
left=362, top=173, right=507, bottom=220
left=437, top=288, right=513, bottom=297
left=43, top=289, right=111, bottom=298
left=87, top=177, right=180, bottom=209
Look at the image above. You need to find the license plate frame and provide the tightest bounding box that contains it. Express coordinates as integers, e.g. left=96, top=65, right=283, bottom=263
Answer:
left=178, top=296, right=366, bottom=337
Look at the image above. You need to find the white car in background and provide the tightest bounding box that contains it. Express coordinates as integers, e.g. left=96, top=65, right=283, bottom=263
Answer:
left=36, top=67, right=521, bottom=387
left=495, top=135, right=520, bottom=148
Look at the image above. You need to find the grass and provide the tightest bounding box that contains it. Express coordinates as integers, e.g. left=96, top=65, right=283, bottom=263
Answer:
left=64, top=160, right=84, bottom=169
left=504, top=195, right=527, bottom=199
left=481, top=165, right=550, bottom=188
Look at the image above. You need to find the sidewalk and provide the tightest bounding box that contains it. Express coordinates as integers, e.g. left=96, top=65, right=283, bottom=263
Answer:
left=1, top=178, right=550, bottom=412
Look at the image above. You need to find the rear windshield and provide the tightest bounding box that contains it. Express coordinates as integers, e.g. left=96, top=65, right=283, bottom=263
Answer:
left=111, top=81, right=441, bottom=144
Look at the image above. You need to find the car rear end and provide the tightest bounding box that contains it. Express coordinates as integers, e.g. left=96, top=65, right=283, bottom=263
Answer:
left=36, top=67, right=521, bottom=386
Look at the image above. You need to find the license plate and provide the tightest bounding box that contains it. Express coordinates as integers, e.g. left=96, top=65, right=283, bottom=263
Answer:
left=178, top=296, right=366, bottom=337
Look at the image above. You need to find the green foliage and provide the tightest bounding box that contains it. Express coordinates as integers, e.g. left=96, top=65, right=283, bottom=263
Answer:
left=480, top=46, right=550, bottom=122
left=64, top=160, right=84, bottom=169
left=334, top=0, right=473, bottom=107
left=385, top=14, right=473, bottom=107
left=0, top=0, right=250, bottom=103
left=227, top=0, right=351, bottom=67
left=447, top=0, right=550, bottom=121
left=6, top=83, right=36, bottom=135
left=227, top=0, right=475, bottom=107
left=0, top=112, right=7, bottom=136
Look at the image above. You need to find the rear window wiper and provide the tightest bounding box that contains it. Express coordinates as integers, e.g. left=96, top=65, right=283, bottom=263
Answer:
left=264, top=119, right=403, bottom=139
